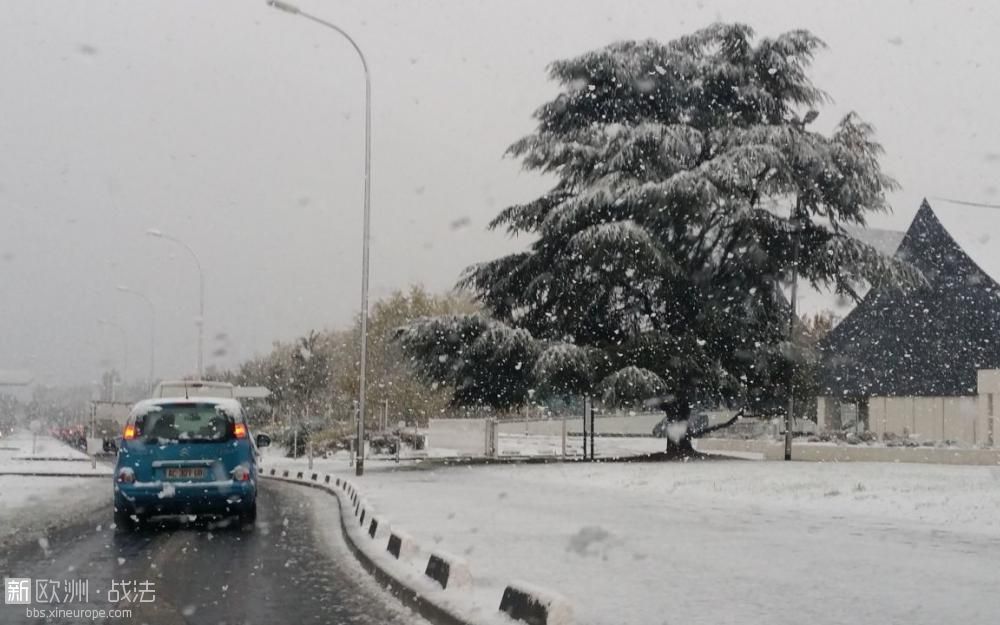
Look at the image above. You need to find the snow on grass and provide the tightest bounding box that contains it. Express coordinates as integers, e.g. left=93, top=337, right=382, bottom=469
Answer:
left=284, top=457, right=1000, bottom=625
left=0, top=430, right=111, bottom=475
left=0, top=430, right=113, bottom=548
left=1, top=429, right=90, bottom=459
left=0, top=431, right=113, bottom=475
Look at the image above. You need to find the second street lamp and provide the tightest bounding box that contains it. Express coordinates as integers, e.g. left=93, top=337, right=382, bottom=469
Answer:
left=97, top=318, right=128, bottom=400
left=267, top=0, right=373, bottom=477
left=146, top=228, right=205, bottom=379
left=116, top=285, right=156, bottom=392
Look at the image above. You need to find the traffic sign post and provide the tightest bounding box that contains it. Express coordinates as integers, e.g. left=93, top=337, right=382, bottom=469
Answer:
left=29, top=419, right=41, bottom=455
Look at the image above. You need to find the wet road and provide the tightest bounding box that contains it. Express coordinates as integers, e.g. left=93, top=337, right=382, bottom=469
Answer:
left=0, top=481, right=422, bottom=625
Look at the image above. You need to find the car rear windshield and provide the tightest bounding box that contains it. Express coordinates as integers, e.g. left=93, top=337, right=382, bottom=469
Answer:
left=135, top=403, right=235, bottom=442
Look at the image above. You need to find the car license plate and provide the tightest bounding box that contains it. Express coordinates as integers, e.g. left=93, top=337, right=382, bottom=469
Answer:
left=165, top=467, right=205, bottom=479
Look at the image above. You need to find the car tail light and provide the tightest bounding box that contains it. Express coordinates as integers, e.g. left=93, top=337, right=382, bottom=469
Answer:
left=231, top=465, right=250, bottom=482
left=117, top=467, right=136, bottom=484
left=123, top=424, right=137, bottom=440
left=233, top=423, right=247, bottom=439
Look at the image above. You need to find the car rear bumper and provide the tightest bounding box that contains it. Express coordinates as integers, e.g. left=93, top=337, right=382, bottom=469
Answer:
left=114, top=479, right=256, bottom=516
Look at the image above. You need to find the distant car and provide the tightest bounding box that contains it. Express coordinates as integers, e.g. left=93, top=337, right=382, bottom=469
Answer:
left=103, top=436, right=120, bottom=453
left=113, top=397, right=270, bottom=530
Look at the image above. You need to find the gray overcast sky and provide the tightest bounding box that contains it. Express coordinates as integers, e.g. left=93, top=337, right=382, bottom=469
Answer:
left=1, top=0, right=998, bottom=387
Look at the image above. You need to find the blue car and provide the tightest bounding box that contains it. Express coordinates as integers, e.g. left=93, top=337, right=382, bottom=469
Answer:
left=113, top=397, right=270, bottom=530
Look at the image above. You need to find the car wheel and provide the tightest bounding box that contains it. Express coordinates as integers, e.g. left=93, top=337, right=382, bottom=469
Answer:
left=238, top=501, right=257, bottom=530
left=114, top=508, right=138, bottom=531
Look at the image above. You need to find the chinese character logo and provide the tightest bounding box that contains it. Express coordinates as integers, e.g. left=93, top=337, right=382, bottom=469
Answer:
left=4, top=578, right=31, bottom=605
left=34, top=579, right=62, bottom=604
left=107, top=579, right=155, bottom=604
left=63, top=579, right=89, bottom=604
left=136, top=580, right=155, bottom=603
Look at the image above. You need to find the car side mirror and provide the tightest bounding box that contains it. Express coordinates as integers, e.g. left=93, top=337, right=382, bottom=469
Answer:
left=256, top=434, right=271, bottom=448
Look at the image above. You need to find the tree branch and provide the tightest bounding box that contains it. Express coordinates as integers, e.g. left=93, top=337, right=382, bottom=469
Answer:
left=690, top=407, right=744, bottom=438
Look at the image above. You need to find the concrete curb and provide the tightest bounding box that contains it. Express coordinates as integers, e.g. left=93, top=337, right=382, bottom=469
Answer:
left=386, top=529, right=419, bottom=561
left=500, top=581, right=574, bottom=625
left=262, top=471, right=479, bottom=625
left=426, top=552, right=472, bottom=590
left=368, top=514, right=390, bottom=540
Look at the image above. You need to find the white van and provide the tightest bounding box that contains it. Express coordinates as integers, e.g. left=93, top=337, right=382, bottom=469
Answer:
left=152, top=380, right=235, bottom=399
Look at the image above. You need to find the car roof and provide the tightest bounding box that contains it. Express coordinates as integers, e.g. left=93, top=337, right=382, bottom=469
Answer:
left=130, top=397, right=244, bottom=418
left=156, top=379, right=233, bottom=387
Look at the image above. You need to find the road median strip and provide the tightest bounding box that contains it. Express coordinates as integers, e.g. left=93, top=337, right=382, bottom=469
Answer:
left=12, top=456, right=93, bottom=462
left=0, top=470, right=111, bottom=477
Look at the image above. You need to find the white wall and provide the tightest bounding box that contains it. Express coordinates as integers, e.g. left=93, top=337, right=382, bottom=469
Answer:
left=429, top=413, right=666, bottom=456
left=857, top=369, right=1000, bottom=446
left=427, top=418, right=491, bottom=456
left=976, top=369, right=1000, bottom=446
left=429, top=412, right=742, bottom=457
left=495, top=413, right=665, bottom=437
left=864, top=395, right=979, bottom=444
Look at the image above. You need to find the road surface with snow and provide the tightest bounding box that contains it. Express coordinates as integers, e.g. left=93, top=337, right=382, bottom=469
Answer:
left=0, top=480, right=426, bottom=625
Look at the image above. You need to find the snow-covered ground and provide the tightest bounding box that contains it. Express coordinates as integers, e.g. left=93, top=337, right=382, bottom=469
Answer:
left=476, top=432, right=1000, bottom=464
left=0, top=430, right=112, bottom=547
left=270, top=453, right=1000, bottom=625
left=0, top=429, right=111, bottom=474
left=1, top=429, right=89, bottom=455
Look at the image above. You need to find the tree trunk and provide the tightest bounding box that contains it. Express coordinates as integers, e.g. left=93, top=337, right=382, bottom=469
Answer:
left=665, top=432, right=696, bottom=457
left=663, top=386, right=697, bottom=458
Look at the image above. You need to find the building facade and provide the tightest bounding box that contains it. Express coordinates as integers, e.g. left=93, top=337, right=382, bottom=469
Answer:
left=816, top=200, right=1000, bottom=445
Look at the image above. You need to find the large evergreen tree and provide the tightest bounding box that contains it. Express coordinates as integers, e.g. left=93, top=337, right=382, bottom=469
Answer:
left=397, top=24, right=920, bottom=454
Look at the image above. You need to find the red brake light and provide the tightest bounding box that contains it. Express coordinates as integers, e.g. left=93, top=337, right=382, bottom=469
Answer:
left=123, top=424, right=137, bottom=440
left=233, top=423, right=247, bottom=439
left=232, top=465, right=250, bottom=482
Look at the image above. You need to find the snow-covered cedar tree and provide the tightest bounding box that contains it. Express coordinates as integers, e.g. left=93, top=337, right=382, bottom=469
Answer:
left=397, top=23, right=921, bottom=455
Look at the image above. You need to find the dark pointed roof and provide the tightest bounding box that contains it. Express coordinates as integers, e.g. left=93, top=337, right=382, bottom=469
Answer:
left=819, top=200, right=1000, bottom=397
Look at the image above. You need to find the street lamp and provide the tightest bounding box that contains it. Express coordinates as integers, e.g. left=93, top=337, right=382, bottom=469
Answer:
left=784, top=205, right=804, bottom=462
left=146, top=228, right=205, bottom=379
left=116, top=285, right=156, bottom=392
left=97, top=319, right=128, bottom=399
left=267, top=0, right=373, bottom=477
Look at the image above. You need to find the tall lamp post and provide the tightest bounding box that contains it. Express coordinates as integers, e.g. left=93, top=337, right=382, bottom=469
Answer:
left=785, top=205, right=803, bottom=462
left=267, top=0, right=373, bottom=476
left=116, top=285, right=156, bottom=392
left=97, top=318, right=128, bottom=400
left=146, top=229, right=205, bottom=379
